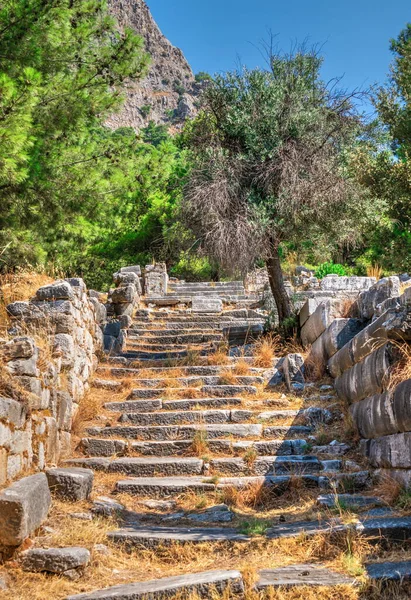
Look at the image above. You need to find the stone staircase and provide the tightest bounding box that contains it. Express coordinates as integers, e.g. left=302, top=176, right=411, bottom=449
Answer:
left=10, top=294, right=411, bottom=599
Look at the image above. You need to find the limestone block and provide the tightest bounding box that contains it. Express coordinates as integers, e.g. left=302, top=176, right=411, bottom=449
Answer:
left=110, top=285, right=136, bottom=304
left=192, top=297, right=223, bottom=313
left=104, top=321, right=121, bottom=337
left=1, top=337, right=36, bottom=361
left=335, top=344, right=395, bottom=404
left=113, top=302, right=134, bottom=317
left=301, top=300, right=344, bottom=346
left=6, top=355, right=39, bottom=377
left=365, top=432, right=411, bottom=469
left=14, top=376, right=46, bottom=409
left=36, top=281, right=74, bottom=301
left=299, top=296, right=333, bottom=327
left=350, top=391, right=397, bottom=439
left=320, top=275, right=376, bottom=292
left=7, top=454, right=22, bottom=480
left=89, top=297, right=107, bottom=324
left=60, top=431, right=72, bottom=458
left=46, top=467, right=93, bottom=500
left=119, top=315, right=132, bottom=330
left=113, top=272, right=138, bottom=286
left=0, top=397, right=27, bottom=428
left=357, top=276, right=401, bottom=321
left=65, top=278, right=87, bottom=291
left=21, top=547, right=90, bottom=574
left=0, top=473, right=51, bottom=546
left=120, top=265, right=141, bottom=276
left=53, top=334, right=75, bottom=368
left=44, top=417, right=59, bottom=463
left=392, top=379, right=411, bottom=433
left=0, top=448, right=7, bottom=485
left=283, top=354, right=304, bottom=391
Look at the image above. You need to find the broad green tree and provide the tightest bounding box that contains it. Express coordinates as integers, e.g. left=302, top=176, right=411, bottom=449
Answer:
left=182, top=49, right=371, bottom=322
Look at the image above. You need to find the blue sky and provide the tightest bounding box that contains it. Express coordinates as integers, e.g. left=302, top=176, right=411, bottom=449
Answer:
left=146, top=0, right=410, bottom=114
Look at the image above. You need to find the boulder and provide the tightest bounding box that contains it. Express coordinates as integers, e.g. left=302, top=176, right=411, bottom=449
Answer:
left=320, top=275, right=376, bottom=292
left=110, top=285, right=136, bottom=304
left=283, top=354, right=304, bottom=390
left=21, top=547, right=90, bottom=574
left=120, top=265, right=141, bottom=276
left=46, top=467, right=93, bottom=501
left=36, top=281, right=74, bottom=301
left=357, top=276, right=401, bottom=321
left=0, top=473, right=51, bottom=546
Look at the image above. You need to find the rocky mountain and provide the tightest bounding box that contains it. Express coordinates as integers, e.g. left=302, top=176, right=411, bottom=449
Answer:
left=107, top=0, right=200, bottom=131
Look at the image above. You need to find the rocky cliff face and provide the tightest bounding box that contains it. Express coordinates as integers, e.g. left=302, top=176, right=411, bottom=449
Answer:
left=107, top=0, right=199, bottom=131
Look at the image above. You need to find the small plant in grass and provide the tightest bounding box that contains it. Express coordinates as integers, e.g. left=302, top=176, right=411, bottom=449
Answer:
left=203, top=475, right=220, bottom=485
left=302, top=442, right=313, bottom=455
left=315, top=424, right=333, bottom=446
left=191, top=430, right=209, bottom=456
left=243, top=447, right=258, bottom=467
left=341, top=551, right=366, bottom=577
left=195, top=495, right=208, bottom=510
left=239, top=519, right=268, bottom=536
left=396, top=487, right=411, bottom=511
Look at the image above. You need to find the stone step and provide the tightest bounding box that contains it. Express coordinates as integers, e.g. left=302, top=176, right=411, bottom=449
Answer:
left=104, top=397, right=244, bottom=412
left=85, top=423, right=311, bottom=441
left=256, top=564, right=355, bottom=590
left=366, top=560, right=411, bottom=582
left=80, top=437, right=310, bottom=457
left=128, top=333, right=224, bottom=344
left=107, top=356, right=255, bottom=368
left=126, top=375, right=265, bottom=389
left=117, top=408, right=300, bottom=426
left=66, top=570, right=245, bottom=600
left=86, top=423, right=266, bottom=441
left=65, top=457, right=204, bottom=477
left=119, top=350, right=210, bottom=360
left=128, top=385, right=258, bottom=399
left=209, top=455, right=324, bottom=476
left=125, top=342, right=211, bottom=352
left=108, top=525, right=250, bottom=548
left=98, top=365, right=264, bottom=377
left=115, top=474, right=322, bottom=498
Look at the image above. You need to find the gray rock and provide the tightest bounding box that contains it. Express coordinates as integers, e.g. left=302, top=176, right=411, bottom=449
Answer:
left=21, top=547, right=90, bottom=574
left=256, top=564, right=355, bottom=589
left=46, top=467, right=93, bottom=501
left=303, top=406, right=333, bottom=426
left=120, top=265, right=142, bottom=276
left=66, top=569, right=244, bottom=599
left=1, top=336, right=36, bottom=360
left=141, top=499, right=177, bottom=511
left=113, top=272, right=139, bottom=286
left=358, top=276, right=401, bottom=321
left=317, top=494, right=383, bottom=509
left=0, top=473, right=51, bottom=546
left=366, top=560, right=411, bottom=582
left=104, top=321, right=121, bottom=337
left=186, top=504, right=233, bottom=523
left=0, top=396, right=27, bottom=428
left=36, top=280, right=74, bottom=301
left=92, top=496, right=126, bottom=517
left=110, top=285, right=136, bottom=304
left=301, top=300, right=343, bottom=346
left=192, top=297, right=223, bottom=313
left=69, top=512, right=93, bottom=521
left=320, top=275, right=376, bottom=292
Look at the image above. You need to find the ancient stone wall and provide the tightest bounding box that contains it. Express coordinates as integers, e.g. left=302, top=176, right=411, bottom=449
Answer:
left=299, top=276, right=411, bottom=485
left=0, top=266, right=142, bottom=485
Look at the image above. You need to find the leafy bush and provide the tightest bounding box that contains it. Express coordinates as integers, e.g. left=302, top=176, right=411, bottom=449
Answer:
left=140, top=104, right=151, bottom=118
left=315, top=262, right=347, bottom=279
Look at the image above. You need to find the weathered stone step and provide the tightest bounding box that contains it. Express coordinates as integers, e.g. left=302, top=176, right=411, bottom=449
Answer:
left=366, top=560, right=411, bottom=582
left=105, top=355, right=255, bottom=368
left=86, top=423, right=311, bottom=441
left=81, top=437, right=310, bottom=457
left=115, top=474, right=322, bottom=497
left=104, top=397, right=244, bottom=412
left=128, top=385, right=258, bottom=399
left=98, top=365, right=264, bottom=378
left=317, top=493, right=384, bottom=509
left=117, top=408, right=301, bottom=427
left=256, top=564, right=355, bottom=590
left=86, top=423, right=265, bottom=441
left=128, top=333, right=223, bottom=344
left=65, top=457, right=204, bottom=477
left=209, top=455, right=323, bottom=475
left=108, top=525, right=249, bottom=548
left=127, top=375, right=265, bottom=389
left=120, top=350, right=210, bottom=360
left=125, top=342, right=210, bottom=352
left=66, top=569, right=244, bottom=600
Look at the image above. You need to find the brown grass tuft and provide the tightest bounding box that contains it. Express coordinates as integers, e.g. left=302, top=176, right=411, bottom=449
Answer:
left=367, top=264, right=383, bottom=280
left=253, top=334, right=281, bottom=368
left=373, top=472, right=403, bottom=505
left=190, top=430, right=209, bottom=456
left=388, top=341, right=411, bottom=391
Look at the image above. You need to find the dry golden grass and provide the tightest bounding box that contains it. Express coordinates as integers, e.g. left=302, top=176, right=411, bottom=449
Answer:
left=366, top=264, right=383, bottom=280
left=373, top=473, right=403, bottom=505
left=388, top=341, right=411, bottom=391
left=253, top=335, right=281, bottom=368
left=190, top=430, right=209, bottom=456
left=208, top=349, right=231, bottom=366
left=0, top=269, right=53, bottom=332
left=304, top=350, right=326, bottom=382
left=232, top=359, right=252, bottom=376
left=218, top=369, right=239, bottom=386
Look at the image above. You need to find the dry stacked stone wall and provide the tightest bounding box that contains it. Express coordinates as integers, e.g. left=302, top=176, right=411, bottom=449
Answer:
left=0, top=266, right=142, bottom=485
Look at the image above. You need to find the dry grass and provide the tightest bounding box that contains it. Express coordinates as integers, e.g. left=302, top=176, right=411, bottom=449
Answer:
left=253, top=335, right=281, bottom=368
left=218, top=369, right=238, bottom=385
left=373, top=473, right=403, bottom=505
left=0, top=270, right=53, bottom=333
left=388, top=341, right=411, bottom=391
left=190, top=430, right=209, bottom=456
left=304, top=350, right=326, bottom=382
left=208, top=349, right=231, bottom=366
left=366, top=264, right=383, bottom=280
left=232, top=359, right=252, bottom=376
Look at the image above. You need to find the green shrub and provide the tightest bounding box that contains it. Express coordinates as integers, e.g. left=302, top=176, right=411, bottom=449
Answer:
left=315, top=262, right=347, bottom=279
left=140, top=104, right=151, bottom=118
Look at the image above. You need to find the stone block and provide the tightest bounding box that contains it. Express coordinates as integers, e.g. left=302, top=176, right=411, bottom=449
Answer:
left=301, top=300, right=343, bottom=346
left=53, top=334, right=75, bottom=368
left=0, top=397, right=27, bottom=428
left=0, top=473, right=51, bottom=546
left=6, top=355, right=39, bottom=377
left=1, top=337, right=36, bottom=361
left=391, top=379, right=411, bottom=433
left=104, top=321, right=121, bottom=337
left=365, top=432, right=411, bottom=469
left=192, top=297, right=223, bottom=313
left=110, top=285, right=136, bottom=304
left=283, top=353, right=304, bottom=390
left=299, top=296, right=333, bottom=327
left=351, top=390, right=397, bottom=439
left=256, top=564, right=354, bottom=589
left=36, top=281, right=74, bottom=301
left=320, top=275, right=376, bottom=292
left=46, top=467, right=93, bottom=501
left=335, top=343, right=395, bottom=404
left=113, top=272, right=139, bottom=286
left=120, top=265, right=142, bottom=276
left=357, top=276, right=401, bottom=321
left=113, top=302, right=134, bottom=317
left=21, top=547, right=90, bottom=574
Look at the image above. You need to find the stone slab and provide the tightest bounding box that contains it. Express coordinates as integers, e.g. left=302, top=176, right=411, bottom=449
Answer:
left=0, top=473, right=51, bottom=546
left=366, top=560, right=411, bottom=582
left=108, top=526, right=249, bottom=548
left=46, top=468, right=93, bottom=501
left=256, top=564, right=355, bottom=589
left=66, top=569, right=244, bottom=599
left=192, top=297, right=223, bottom=313
left=22, top=547, right=90, bottom=573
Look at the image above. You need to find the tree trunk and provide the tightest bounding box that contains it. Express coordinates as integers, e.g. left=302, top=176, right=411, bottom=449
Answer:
left=266, top=240, right=292, bottom=324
